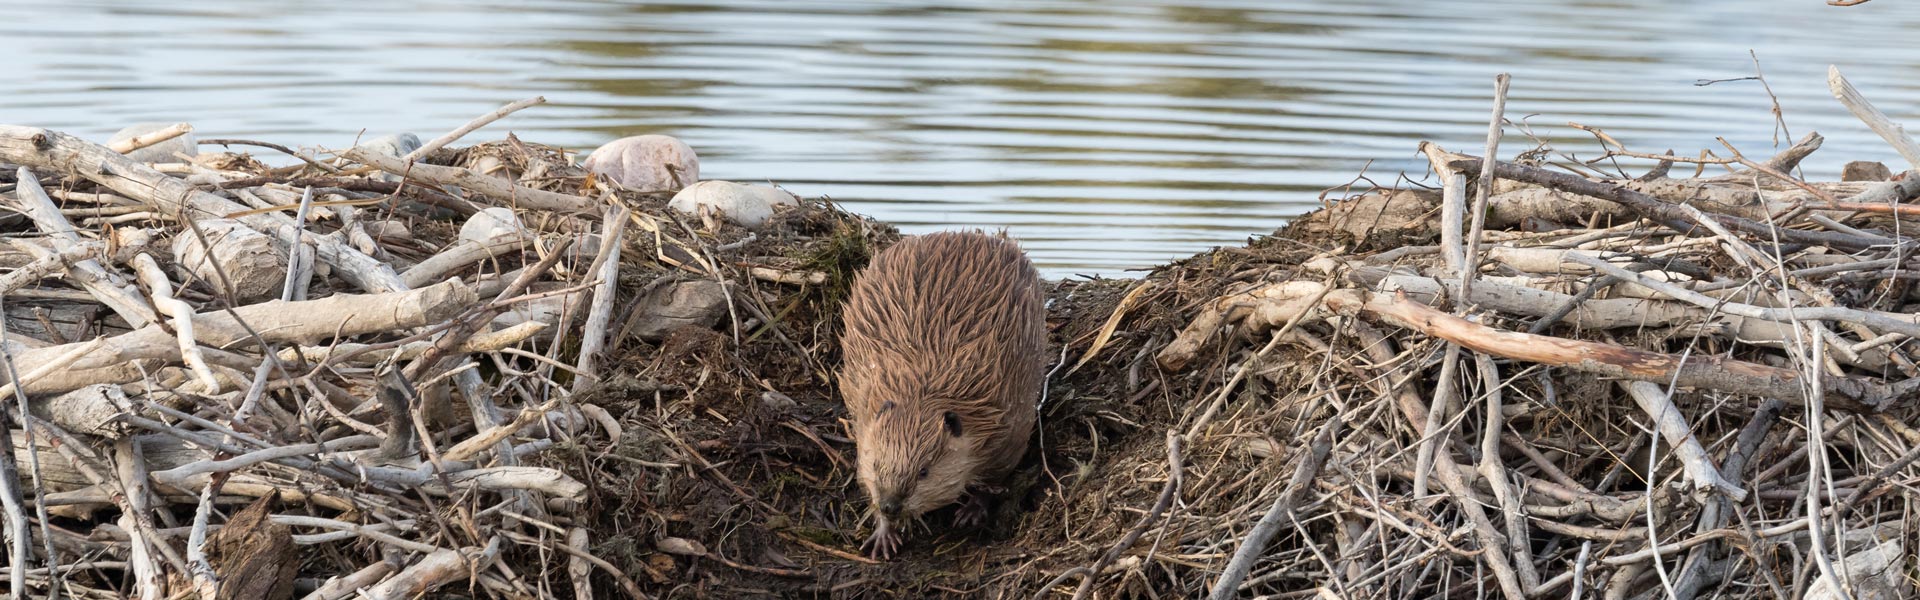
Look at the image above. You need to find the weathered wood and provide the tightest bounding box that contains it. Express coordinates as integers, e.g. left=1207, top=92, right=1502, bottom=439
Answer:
left=341, top=147, right=592, bottom=214
left=1, top=279, right=475, bottom=395
left=1335, top=289, right=1896, bottom=411
left=0, top=126, right=407, bottom=293
left=172, top=218, right=289, bottom=303
left=205, top=494, right=297, bottom=600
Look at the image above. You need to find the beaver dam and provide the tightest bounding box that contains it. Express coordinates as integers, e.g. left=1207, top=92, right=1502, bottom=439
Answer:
left=0, top=70, right=1919, bottom=600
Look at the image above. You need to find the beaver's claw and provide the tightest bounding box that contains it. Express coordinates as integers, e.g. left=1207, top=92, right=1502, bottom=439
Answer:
left=861, top=519, right=900, bottom=560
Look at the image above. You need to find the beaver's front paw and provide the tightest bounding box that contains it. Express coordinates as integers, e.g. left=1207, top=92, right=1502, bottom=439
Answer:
left=861, top=519, right=901, bottom=560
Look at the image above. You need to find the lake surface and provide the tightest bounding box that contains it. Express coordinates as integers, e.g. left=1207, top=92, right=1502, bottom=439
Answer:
left=8, top=0, right=1920, bottom=277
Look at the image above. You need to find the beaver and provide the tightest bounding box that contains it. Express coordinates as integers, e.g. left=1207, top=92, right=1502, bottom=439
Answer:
left=839, top=230, right=1046, bottom=559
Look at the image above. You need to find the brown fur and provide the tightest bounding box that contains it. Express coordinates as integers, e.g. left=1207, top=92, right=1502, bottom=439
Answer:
left=839, top=230, right=1046, bottom=557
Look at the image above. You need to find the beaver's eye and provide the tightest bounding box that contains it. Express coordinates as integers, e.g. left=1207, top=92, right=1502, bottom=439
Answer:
left=917, top=466, right=930, bottom=479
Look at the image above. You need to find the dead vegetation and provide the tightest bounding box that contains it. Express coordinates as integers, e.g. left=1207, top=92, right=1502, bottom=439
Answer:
left=0, top=65, right=1915, bottom=600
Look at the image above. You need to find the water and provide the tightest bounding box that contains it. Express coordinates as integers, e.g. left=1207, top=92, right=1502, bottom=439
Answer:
left=8, top=0, right=1920, bottom=277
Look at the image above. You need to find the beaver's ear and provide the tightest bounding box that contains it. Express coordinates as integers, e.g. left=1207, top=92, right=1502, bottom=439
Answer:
left=942, top=411, right=964, bottom=437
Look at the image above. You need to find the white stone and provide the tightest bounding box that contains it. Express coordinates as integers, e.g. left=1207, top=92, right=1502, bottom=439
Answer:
left=584, top=134, right=700, bottom=192
left=108, top=122, right=198, bottom=163
left=357, top=133, right=421, bottom=158
left=667, top=180, right=798, bottom=229
left=356, top=133, right=422, bottom=183
left=459, top=207, right=530, bottom=244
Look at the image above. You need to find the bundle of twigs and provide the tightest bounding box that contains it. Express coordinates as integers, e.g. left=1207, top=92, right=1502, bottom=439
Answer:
left=1022, top=66, right=1920, bottom=600
left=0, top=95, right=845, bottom=598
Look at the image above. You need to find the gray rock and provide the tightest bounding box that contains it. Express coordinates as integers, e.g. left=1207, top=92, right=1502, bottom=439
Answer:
left=627, top=279, right=729, bottom=342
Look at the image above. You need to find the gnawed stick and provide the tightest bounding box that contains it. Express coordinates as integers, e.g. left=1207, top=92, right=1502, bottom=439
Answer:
left=1, top=279, right=474, bottom=395
left=129, top=254, right=220, bottom=393
left=300, top=560, right=397, bottom=600
left=1569, top=251, right=1920, bottom=340
left=1437, top=149, right=1895, bottom=251
left=276, top=321, right=547, bottom=365
left=574, top=205, right=630, bottom=390
left=1619, top=381, right=1747, bottom=500
left=0, top=242, right=95, bottom=296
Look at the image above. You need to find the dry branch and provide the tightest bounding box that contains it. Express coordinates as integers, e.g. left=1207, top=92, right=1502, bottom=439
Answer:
left=0, top=126, right=407, bottom=292
left=340, top=147, right=592, bottom=214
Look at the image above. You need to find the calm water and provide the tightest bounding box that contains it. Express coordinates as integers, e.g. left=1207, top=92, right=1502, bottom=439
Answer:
left=8, top=0, right=1920, bottom=276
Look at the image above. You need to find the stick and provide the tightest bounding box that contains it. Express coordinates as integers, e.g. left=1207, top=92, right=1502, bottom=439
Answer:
left=1353, top=324, right=1528, bottom=600
left=1462, top=73, right=1510, bottom=300
left=574, top=205, right=629, bottom=390
left=1439, top=150, right=1892, bottom=251
left=363, top=537, right=502, bottom=600
left=3, top=279, right=474, bottom=396
left=183, top=484, right=217, bottom=598
left=342, top=147, right=591, bottom=214
left=107, top=123, right=192, bottom=155
left=1332, top=290, right=1892, bottom=411
left=567, top=528, right=596, bottom=600
left=1208, top=418, right=1341, bottom=599
left=0, top=243, right=95, bottom=295
left=1620, top=381, right=1748, bottom=500
left=300, top=560, right=397, bottom=600
left=129, top=254, right=220, bottom=393
left=400, top=235, right=531, bottom=289
left=403, top=96, right=547, bottom=162
left=114, top=439, right=174, bottom=600
left=1568, top=252, right=1920, bottom=340
left=0, top=126, right=409, bottom=293
left=10, top=167, right=160, bottom=327
left=1828, top=65, right=1920, bottom=171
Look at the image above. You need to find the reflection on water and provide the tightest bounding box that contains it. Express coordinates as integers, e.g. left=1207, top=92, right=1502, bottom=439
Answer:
left=7, top=0, right=1920, bottom=276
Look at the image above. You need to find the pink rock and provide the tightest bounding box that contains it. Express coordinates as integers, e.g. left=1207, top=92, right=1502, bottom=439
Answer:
left=583, top=134, right=700, bottom=192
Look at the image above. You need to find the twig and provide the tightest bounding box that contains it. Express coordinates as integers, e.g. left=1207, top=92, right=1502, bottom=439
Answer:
left=107, top=123, right=191, bottom=154
left=1208, top=418, right=1341, bottom=599
left=574, top=205, right=630, bottom=390
left=403, top=96, right=548, bottom=162
left=1620, top=382, right=1747, bottom=499
left=1828, top=65, right=1920, bottom=170
left=1462, top=73, right=1510, bottom=300
left=129, top=254, right=221, bottom=392
left=1570, top=251, right=1920, bottom=340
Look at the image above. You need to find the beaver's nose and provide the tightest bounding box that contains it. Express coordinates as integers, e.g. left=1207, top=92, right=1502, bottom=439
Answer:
left=880, top=499, right=902, bottom=517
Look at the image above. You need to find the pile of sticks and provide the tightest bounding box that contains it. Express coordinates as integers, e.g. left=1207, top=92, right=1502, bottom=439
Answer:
left=0, top=102, right=669, bottom=598
left=1032, top=67, right=1920, bottom=599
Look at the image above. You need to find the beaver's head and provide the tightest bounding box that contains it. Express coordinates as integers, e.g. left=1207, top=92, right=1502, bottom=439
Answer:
left=856, top=398, right=979, bottom=523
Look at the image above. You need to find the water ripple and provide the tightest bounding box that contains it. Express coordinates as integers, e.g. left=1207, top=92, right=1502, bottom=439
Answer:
left=6, top=0, right=1920, bottom=276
